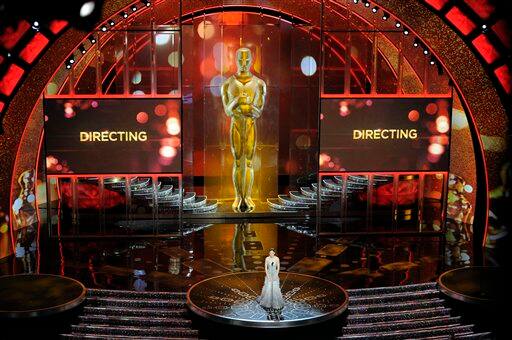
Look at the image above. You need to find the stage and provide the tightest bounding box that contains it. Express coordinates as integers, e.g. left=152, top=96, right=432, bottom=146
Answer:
left=187, top=272, right=348, bottom=328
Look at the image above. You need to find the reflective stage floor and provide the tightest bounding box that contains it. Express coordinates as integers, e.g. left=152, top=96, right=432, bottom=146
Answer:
left=27, top=223, right=446, bottom=292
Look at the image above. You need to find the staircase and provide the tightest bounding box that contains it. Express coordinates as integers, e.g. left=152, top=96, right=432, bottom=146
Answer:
left=61, top=288, right=199, bottom=339
left=340, top=282, right=492, bottom=339
left=62, top=283, right=493, bottom=339
left=267, top=175, right=389, bottom=212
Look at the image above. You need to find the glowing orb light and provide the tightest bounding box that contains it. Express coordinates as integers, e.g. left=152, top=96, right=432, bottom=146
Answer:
left=300, top=56, right=317, bottom=76
left=197, top=20, right=214, bottom=39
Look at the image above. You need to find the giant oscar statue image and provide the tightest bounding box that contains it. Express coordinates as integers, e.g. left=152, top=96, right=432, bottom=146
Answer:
left=221, top=48, right=267, bottom=212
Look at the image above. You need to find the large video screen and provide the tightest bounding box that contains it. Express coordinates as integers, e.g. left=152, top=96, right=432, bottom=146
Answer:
left=320, top=97, right=452, bottom=172
left=44, top=98, right=181, bottom=174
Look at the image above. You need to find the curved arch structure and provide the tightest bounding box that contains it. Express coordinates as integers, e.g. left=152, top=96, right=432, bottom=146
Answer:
left=0, top=0, right=509, bottom=263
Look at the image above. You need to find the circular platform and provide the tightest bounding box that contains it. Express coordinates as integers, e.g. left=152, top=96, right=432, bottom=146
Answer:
left=187, top=271, right=348, bottom=328
left=0, top=274, right=86, bottom=318
left=438, top=266, right=504, bottom=304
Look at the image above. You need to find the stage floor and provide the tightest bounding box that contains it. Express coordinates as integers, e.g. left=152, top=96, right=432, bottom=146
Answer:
left=187, top=272, right=348, bottom=327
left=14, top=222, right=452, bottom=292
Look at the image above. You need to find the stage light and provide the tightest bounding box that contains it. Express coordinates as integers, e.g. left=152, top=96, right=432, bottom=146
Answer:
left=403, top=28, right=410, bottom=35
left=68, top=57, right=75, bottom=64
left=353, top=0, right=359, bottom=4
left=88, top=35, right=97, bottom=44
left=141, top=0, right=151, bottom=7
left=481, top=24, right=489, bottom=33
left=131, top=5, right=138, bottom=11
left=79, top=45, right=87, bottom=54
left=395, top=21, right=401, bottom=28
left=429, top=56, right=436, bottom=65
left=363, top=1, right=370, bottom=8
left=108, top=20, right=115, bottom=26
left=382, top=12, right=389, bottom=20
left=32, top=21, right=39, bottom=27
left=372, top=6, right=379, bottom=13
left=423, top=48, right=429, bottom=55
left=65, top=63, right=71, bottom=69
left=413, top=38, right=420, bottom=47
left=100, top=25, right=107, bottom=32
left=79, top=1, right=95, bottom=17
left=121, top=11, right=128, bottom=19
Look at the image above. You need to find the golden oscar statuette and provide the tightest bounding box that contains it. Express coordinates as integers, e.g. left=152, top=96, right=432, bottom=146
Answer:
left=221, top=47, right=267, bottom=212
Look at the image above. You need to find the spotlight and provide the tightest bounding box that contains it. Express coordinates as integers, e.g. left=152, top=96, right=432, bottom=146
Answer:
left=33, top=21, right=39, bottom=27
left=423, top=48, right=429, bottom=55
left=429, top=57, right=436, bottom=65
left=382, top=12, right=389, bottom=20
left=88, top=35, right=97, bottom=44
left=108, top=19, right=115, bottom=26
left=403, top=28, right=410, bottom=35
left=101, top=25, right=107, bottom=32
left=121, top=11, right=128, bottom=19
left=481, top=24, right=489, bottom=33
left=79, top=45, right=87, bottom=54
left=413, top=38, right=420, bottom=47
left=131, top=5, right=138, bottom=12
left=395, top=21, right=401, bottom=28
left=353, top=0, right=359, bottom=4
left=68, top=57, right=75, bottom=64
left=141, top=0, right=151, bottom=6
left=79, top=1, right=96, bottom=17
left=66, top=63, right=72, bottom=69
left=372, top=6, right=379, bottom=13
left=363, top=1, right=370, bottom=8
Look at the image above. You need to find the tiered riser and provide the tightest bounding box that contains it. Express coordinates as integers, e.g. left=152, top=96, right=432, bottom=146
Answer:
left=340, top=282, right=492, bottom=339
left=61, top=289, right=199, bottom=339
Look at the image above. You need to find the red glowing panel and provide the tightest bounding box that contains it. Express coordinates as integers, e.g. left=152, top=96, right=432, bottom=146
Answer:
left=0, top=64, right=25, bottom=96
left=492, top=20, right=511, bottom=50
left=494, top=64, right=511, bottom=94
left=19, top=33, right=49, bottom=64
left=445, top=7, right=476, bottom=35
left=463, top=0, right=495, bottom=20
left=0, top=20, right=30, bottom=50
left=49, top=20, right=68, bottom=34
left=472, top=34, right=499, bottom=64
left=424, top=0, right=448, bottom=11
left=0, top=101, right=4, bottom=112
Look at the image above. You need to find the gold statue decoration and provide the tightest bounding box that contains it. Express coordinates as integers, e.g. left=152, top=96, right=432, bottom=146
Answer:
left=221, top=47, right=267, bottom=212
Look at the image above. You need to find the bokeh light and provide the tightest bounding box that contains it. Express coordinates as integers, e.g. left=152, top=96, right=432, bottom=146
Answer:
left=154, top=104, right=167, bottom=116
left=136, top=111, right=148, bottom=124
left=436, top=116, right=450, bottom=133
left=159, top=145, right=177, bottom=158
left=197, top=20, right=214, bottom=39
left=209, top=75, right=226, bottom=97
left=166, top=117, right=180, bottom=135
left=426, top=102, right=438, bottom=115
left=408, top=110, right=420, bottom=122
left=300, top=56, right=317, bottom=76
left=167, top=51, right=182, bottom=68
left=428, top=143, right=445, bottom=155
left=156, top=33, right=171, bottom=46
left=131, top=71, right=142, bottom=84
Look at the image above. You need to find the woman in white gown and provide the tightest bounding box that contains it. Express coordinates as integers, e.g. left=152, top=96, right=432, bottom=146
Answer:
left=257, top=248, right=285, bottom=315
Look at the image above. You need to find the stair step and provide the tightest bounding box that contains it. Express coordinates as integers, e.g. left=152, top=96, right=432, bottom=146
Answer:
left=71, top=324, right=198, bottom=338
left=83, top=306, right=189, bottom=318
left=338, top=324, right=474, bottom=339
left=62, top=334, right=197, bottom=339
left=349, top=289, right=439, bottom=306
left=347, top=307, right=451, bottom=324
left=343, top=316, right=461, bottom=334
left=348, top=298, right=445, bottom=314
left=87, top=288, right=186, bottom=299
left=86, top=297, right=186, bottom=308
left=454, top=332, right=493, bottom=339
left=79, top=314, right=192, bottom=327
left=347, top=282, right=437, bottom=297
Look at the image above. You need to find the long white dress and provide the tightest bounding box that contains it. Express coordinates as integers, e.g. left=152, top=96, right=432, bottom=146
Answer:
left=257, top=256, right=285, bottom=310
